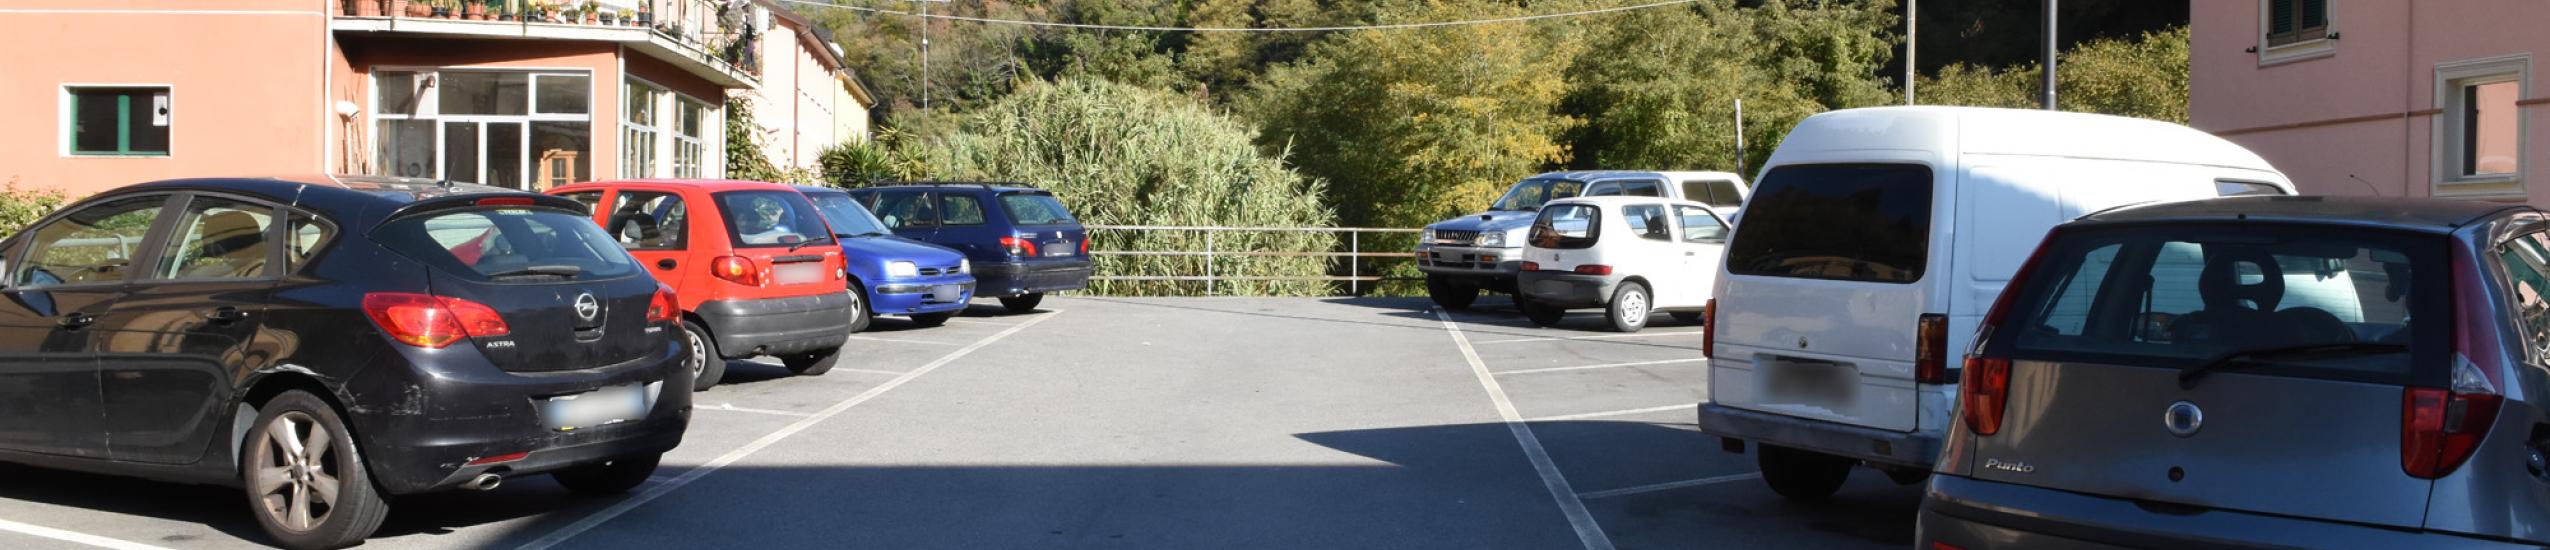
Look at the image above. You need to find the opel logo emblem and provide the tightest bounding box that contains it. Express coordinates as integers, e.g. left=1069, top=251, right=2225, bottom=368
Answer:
left=574, top=292, right=600, bottom=321
left=2164, top=401, right=2203, bottom=438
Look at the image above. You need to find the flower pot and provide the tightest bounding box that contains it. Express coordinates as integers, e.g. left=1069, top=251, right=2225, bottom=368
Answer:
left=348, top=0, right=377, bottom=16
left=403, top=1, right=427, bottom=17
left=464, top=3, right=483, bottom=19
left=431, top=7, right=451, bottom=18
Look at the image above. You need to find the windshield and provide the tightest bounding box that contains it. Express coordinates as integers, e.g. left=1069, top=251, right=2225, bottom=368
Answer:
left=805, top=191, right=891, bottom=237
left=1490, top=179, right=1587, bottom=211
left=714, top=190, right=837, bottom=248
left=373, top=207, right=640, bottom=282
left=1999, top=224, right=2448, bottom=386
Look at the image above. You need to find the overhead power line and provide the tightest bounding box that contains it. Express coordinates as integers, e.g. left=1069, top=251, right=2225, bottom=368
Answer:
left=770, top=0, right=1703, bottom=32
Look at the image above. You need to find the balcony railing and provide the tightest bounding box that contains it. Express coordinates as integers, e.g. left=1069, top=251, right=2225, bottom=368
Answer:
left=336, top=0, right=762, bottom=78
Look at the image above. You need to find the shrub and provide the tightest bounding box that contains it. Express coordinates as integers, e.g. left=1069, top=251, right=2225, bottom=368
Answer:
left=0, top=179, right=71, bottom=238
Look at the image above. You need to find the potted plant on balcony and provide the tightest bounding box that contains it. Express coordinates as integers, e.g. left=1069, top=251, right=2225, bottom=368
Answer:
left=462, top=0, right=485, bottom=20
left=597, top=5, right=617, bottom=25
left=347, top=0, right=378, bottom=16
left=580, top=1, right=599, bottom=24
left=616, top=8, right=635, bottom=26
left=404, top=0, right=428, bottom=16
left=429, top=0, right=453, bottom=18
left=634, top=3, right=651, bottom=27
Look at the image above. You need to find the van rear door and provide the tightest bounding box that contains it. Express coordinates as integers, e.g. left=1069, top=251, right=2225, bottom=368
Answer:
left=1714, top=163, right=1936, bottom=432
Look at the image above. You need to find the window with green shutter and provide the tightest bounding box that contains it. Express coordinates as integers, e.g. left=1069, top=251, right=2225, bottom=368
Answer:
left=68, top=87, right=171, bottom=156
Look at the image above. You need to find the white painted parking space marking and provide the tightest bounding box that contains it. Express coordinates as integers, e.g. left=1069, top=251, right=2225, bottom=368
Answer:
left=1492, top=358, right=1705, bottom=376
left=517, top=311, right=1063, bottom=550
left=1574, top=472, right=1761, bottom=500
left=846, top=335, right=959, bottom=346
left=0, top=517, right=174, bottom=550
left=833, top=367, right=912, bottom=376
left=1433, top=309, right=1617, bottom=550
left=1528, top=403, right=1698, bottom=422
left=697, top=403, right=816, bottom=417
left=1471, top=331, right=1704, bottom=345
left=942, top=318, right=1014, bottom=326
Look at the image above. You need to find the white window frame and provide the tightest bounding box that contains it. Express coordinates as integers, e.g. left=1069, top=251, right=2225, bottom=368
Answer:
left=624, top=77, right=665, bottom=179
left=673, top=96, right=713, bottom=178
left=2431, top=54, right=2530, bottom=200
left=60, top=83, right=175, bottom=158
left=368, top=66, right=595, bottom=188
left=2255, top=0, right=2334, bottom=67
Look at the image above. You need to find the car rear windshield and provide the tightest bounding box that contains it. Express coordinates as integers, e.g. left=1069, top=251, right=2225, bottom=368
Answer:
left=1725, top=163, right=1933, bottom=283
left=715, top=190, right=837, bottom=248
left=1997, top=224, right=2449, bottom=386
left=999, top=193, right=1078, bottom=226
left=1529, top=204, right=1601, bottom=249
left=372, top=207, right=639, bottom=282
left=805, top=191, right=890, bottom=237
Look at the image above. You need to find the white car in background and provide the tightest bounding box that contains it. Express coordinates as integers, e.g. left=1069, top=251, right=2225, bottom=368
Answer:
left=1515, top=196, right=1731, bottom=332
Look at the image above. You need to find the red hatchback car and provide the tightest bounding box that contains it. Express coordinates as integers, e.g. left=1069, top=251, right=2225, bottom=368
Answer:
left=549, top=180, right=856, bottom=391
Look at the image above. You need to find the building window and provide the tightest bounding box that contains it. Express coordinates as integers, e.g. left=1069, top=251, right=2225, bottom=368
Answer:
left=371, top=69, right=591, bottom=190
left=66, top=87, right=171, bottom=156
left=674, top=98, right=710, bottom=178
left=625, top=79, right=662, bottom=179
left=2265, top=0, right=2327, bottom=47
left=2433, top=55, right=2530, bottom=198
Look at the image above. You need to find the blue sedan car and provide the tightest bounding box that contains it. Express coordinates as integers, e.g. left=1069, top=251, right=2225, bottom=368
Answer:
left=798, top=186, right=976, bottom=329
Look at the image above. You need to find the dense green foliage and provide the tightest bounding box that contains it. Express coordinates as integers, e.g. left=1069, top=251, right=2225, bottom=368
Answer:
left=1916, top=26, right=2190, bottom=123
left=0, top=181, right=70, bottom=237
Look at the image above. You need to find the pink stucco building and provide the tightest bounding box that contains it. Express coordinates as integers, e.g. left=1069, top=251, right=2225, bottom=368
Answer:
left=2191, top=0, right=2548, bottom=204
left=0, top=0, right=872, bottom=198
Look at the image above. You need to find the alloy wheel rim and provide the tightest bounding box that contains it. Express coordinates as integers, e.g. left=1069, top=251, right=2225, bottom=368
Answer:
left=254, top=411, right=339, bottom=533
left=848, top=289, right=865, bottom=324
left=687, top=328, right=708, bottom=376
left=1621, top=290, right=1647, bottom=327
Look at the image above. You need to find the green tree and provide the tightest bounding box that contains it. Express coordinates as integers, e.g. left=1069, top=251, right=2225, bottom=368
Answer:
left=1562, top=0, right=1898, bottom=172
left=1916, top=25, right=2188, bottom=123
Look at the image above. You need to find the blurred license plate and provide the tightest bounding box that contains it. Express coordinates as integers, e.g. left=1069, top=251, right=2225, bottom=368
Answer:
left=772, top=262, right=826, bottom=285
left=541, top=383, right=649, bottom=432
left=1043, top=241, right=1074, bottom=256
left=1760, top=356, right=1857, bottom=407
left=930, top=284, right=964, bottom=301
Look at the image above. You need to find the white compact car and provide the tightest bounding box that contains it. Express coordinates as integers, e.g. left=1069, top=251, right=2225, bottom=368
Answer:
left=1515, top=196, right=1730, bottom=332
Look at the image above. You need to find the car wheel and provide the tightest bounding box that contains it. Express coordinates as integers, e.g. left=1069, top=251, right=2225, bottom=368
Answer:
left=1758, top=444, right=1853, bottom=500
left=845, top=282, right=873, bottom=334
left=911, top=312, right=954, bottom=327
left=1426, top=275, right=1479, bottom=310
left=552, top=453, right=661, bottom=496
left=683, top=320, right=725, bottom=391
left=1606, top=282, right=1651, bottom=333
left=1520, top=296, right=1567, bottom=327
left=1670, top=311, right=1704, bottom=324
left=243, top=390, right=389, bottom=550
left=999, top=293, right=1045, bottom=313
left=782, top=346, right=842, bottom=376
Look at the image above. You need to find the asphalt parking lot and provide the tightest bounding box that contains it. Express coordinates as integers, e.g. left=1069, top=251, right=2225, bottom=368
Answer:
left=0, top=295, right=1920, bottom=550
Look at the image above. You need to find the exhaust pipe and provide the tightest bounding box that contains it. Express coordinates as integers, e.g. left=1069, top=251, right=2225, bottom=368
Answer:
left=461, top=472, right=503, bottom=491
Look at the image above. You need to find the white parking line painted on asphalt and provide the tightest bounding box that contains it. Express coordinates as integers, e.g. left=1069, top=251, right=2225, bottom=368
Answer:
left=845, top=335, right=960, bottom=346
left=0, top=517, right=174, bottom=550
left=1470, top=331, right=1704, bottom=345
left=1574, top=472, right=1762, bottom=500
left=834, top=367, right=912, bottom=376
left=1492, top=358, right=1706, bottom=376
left=516, top=311, right=1064, bottom=550
left=1433, top=309, right=1617, bottom=550
left=697, top=403, right=816, bottom=417
left=1528, top=403, right=1698, bottom=422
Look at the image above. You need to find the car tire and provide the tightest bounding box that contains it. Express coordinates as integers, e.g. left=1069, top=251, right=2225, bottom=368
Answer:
left=845, top=282, right=873, bottom=334
left=782, top=346, right=842, bottom=376
left=552, top=453, right=661, bottom=496
left=1427, top=275, right=1479, bottom=310
left=1670, top=311, right=1704, bottom=324
left=243, top=390, right=389, bottom=550
left=1606, top=281, right=1651, bottom=333
left=910, top=312, right=953, bottom=327
left=682, top=320, right=725, bottom=391
left=1758, top=444, right=1852, bottom=501
left=1520, top=296, right=1567, bottom=327
left=999, top=293, right=1045, bottom=313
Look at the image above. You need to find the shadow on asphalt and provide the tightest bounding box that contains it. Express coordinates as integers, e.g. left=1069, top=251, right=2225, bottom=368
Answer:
left=0, top=421, right=1916, bottom=549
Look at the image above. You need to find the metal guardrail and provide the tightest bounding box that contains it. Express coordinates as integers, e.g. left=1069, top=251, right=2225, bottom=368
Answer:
left=1083, top=225, right=1422, bottom=295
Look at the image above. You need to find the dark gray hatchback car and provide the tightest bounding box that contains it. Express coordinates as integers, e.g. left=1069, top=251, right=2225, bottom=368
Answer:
left=1922, top=196, right=2550, bottom=549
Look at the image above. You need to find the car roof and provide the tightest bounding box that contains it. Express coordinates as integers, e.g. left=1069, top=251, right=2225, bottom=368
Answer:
left=121, top=175, right=534, bottom=208
left=2077, top=195, right=2533, bottom=234
left=1544, top=196, right=1713, bottom=209
left=554, top=178, right=804, bottom=193
left=1525, top=170, right=1744, bottom=182
left=854, top=181, right=1045, bottom=193
left=792, top=184, right=849, bottom=195
left=1772, top=106, right=2279, bottom=173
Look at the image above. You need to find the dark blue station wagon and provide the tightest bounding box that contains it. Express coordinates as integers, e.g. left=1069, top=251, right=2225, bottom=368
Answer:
left=847, top=183, right=1092, bottom=313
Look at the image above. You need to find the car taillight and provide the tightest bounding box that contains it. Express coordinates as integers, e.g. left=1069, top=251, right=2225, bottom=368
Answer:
left=1573, top=264, right=1613, bottom=275
left=647, top=284, right=681, bottom=323
left=1959, top=356, right=2011, bottom=436
left=1520, top=261, right=1541, bottom=272
left=2405, top=351, right=2504, bottom=479
left=362, top=292, right=509, bottom=348
left=1001, top=236, right=1039, bottom=257
left=1079, top=237, right=1090, bottom=255
left=1701, top=298, right=1716, bottom=359
left=1915, top=313, right=1949, bottom=383
left=711, top=255, right=762, bottom=286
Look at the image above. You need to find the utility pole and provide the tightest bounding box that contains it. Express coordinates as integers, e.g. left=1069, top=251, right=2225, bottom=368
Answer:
left=920, top=0, right=931, bottom=112
left=2041, top=0, right=2057, bottom=110
left=1904, top=0, right=1915, bottom=105
left=1734, top=99, right=1745, bottom=175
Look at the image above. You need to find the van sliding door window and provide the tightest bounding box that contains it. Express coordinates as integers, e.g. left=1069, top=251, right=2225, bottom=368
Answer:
left=1725, top=163, right=1933, bottom=283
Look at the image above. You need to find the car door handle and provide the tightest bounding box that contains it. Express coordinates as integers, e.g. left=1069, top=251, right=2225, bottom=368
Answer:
left=657, top=258, right=678, bottom=270
left=56, top=313, right=95, bottom=330
left=203, top=307, right=247, bottom=324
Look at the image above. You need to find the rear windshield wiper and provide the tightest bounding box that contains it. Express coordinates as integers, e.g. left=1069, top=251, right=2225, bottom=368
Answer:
left=2178, top=342, right=2408, bottom=389
left=484, top=265, right=582, bottom=280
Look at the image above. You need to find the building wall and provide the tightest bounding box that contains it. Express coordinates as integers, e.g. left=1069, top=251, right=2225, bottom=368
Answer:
left=742, top=15, right=870, bottom=172
left=0, top=0, right=332, bottom=196
left=2191, top=0, right=2550, bottom=205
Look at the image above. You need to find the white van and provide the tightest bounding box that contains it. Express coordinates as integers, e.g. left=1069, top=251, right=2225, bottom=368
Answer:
left=1696, top=106, right=2294, bottom=498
